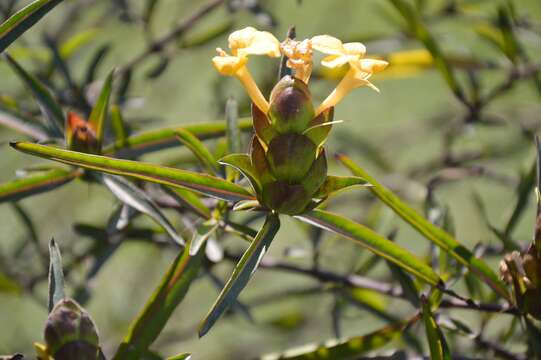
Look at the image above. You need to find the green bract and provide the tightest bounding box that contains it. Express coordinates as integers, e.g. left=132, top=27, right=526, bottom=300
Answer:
left=232, top=75, right=333, bottom=215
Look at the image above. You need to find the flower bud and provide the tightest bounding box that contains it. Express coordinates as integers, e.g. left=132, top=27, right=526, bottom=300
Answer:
left=44, top=298, right=100, bottom=360
left=268, top=76, right=314, bottom=134
left=66, top=112, right=98, bottom=154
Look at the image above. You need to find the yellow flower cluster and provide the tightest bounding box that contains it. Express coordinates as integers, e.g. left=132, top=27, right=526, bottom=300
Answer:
left=212, top=27, right=388, bottom=115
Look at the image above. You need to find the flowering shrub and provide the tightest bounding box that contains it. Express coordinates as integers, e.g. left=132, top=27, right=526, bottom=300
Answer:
left=1, top=1, right=541, bottom=359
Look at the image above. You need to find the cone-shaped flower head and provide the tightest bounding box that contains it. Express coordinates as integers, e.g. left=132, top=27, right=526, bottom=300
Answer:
left=35, top=298, right=100, bottom=360
left=500, top=245, right=541, bottom=320
left=214, top=28, right=386, bottom=214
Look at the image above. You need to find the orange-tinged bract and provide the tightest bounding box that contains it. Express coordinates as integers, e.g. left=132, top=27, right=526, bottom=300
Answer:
left=213, top=27, right=387, bottom=214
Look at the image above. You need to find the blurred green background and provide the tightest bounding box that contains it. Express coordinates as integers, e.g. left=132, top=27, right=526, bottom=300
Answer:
left=1, top=0, right=541, bottom=358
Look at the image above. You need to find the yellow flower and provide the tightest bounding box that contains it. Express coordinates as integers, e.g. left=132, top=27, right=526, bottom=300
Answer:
left=280, top=38, right=313, bottom=83
left=311, top=35, right=388, bottom=115
left=311, top=35, right=366, bottom=68
left=212, top=27, right=280, bottom=113
left=316, top=58, right=388, bottom=115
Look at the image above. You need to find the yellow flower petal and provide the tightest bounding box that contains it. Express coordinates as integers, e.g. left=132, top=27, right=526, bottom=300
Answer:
left=212, top=54, right=247, bottom=76
left=229, top=26, right=280, bottom=57
left=321, top=54, right=358, bottom=69
left=355, top=58, right=389, bottom=73
left=228, top=27, right=258, bottom=53
left=343, top=42, right=366, bottom=56
left=311, top=35, right=344, bottom=55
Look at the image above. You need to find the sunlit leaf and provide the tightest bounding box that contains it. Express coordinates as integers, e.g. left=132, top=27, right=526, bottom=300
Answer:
left=101, top=174, right=186, bottom=246
left=175, top=128, right=218, bottom=175
left=422, top=296, right=452, bottom=360
left=189, top=220, right=218, bottom=256
left=48, top=238, right=64, bottom=312
left=88, top=69, right=114, bottom=151
left=314, top=176, right=370, bottom=198
left=261, top=314, right=420, bottom=360
left=103, top=119, right=253, bottom=157
left=11, top=142, right=255, bottom=202
left=0, top=0, right=64, bottom=53
left=296, top=209, right=441, bottom=286
left=337, top=154, right=510, bottom=300
left=113, top=245, right=204, bottom=360
left=219, top=153, right=261, bottom=194
left=198, top=213, right=280, bottom=337
left=0, top=167, right=79, bottom=203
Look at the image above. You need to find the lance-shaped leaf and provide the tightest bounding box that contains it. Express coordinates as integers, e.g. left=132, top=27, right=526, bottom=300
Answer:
left=219, top=153, right=261, bottom=194
left=0, top=167, right=79, bottom=203
left=104, top=119, right=253, bottom=157
left=113, top=245, right=204, bottom=360
left=48, top=238, right=65, bottom=312
left=0, top=0, right=64, bottom=53
left=11, top=142, right=255, bottom=202
left=314, top=175, right=370, bottom=199
left=422, top=296, right=451, bottom=360
left=110, top=105, right=128, bottom=148
left=261, top=314, right=420, bottom=360
left=2, top=53, right=64, bottom=137
left=175, top=128, right=218, bottom=175
left=198, top=213, right=280, bottom=337
left=295, top=209, right=441, bottom=286
left=88, top=69, right=114, bottom=151
left=337, top=154, right=510, bottom=300
left=101, top=174, right=186, bottom=246
left=189, top=220, right=219, bottom=256
left=167, top=354, right=191, bottom=360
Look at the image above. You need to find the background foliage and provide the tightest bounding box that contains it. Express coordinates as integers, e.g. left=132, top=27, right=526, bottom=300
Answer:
left=1, top=0, right=541, bottom=359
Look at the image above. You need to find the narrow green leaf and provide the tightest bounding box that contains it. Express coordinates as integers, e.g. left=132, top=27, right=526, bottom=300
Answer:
left=337, top=154, right=510, bottom=300
left=422, top=296, right=452, bottom=360
left=3, top=53, right=64, bottom=137
left=167, top=354, right=191, bottom=360
left=505, top=161, right=535, bottom=238
left=314, top=175, right=370, bottom=198
left=296, top=209, right=441, bottom=286
left=11, top=141, right=255, bottom=202
left=175, top=128, right=218, bottom=175
left=189, top=220, right=218, bottom=256
left=88, top=69, right=114, bottom=151
left=101, top=174, right=186, bottom=246
left=110, top=105, right=128, bottom=148
left=48, top=238, right=64, bottom=312
left=219, top=153, right=261, bottom=194
left=113, top=245, right=204, bottom=360
left=198, top=213, right=280, bottom=337
left=0, top=168, right=78, bottom=203
left=261, top=314, right=420, bottom=360
left=0, top=0, right=64, bottom=53
left=103, top=118, right=253, bottom=157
